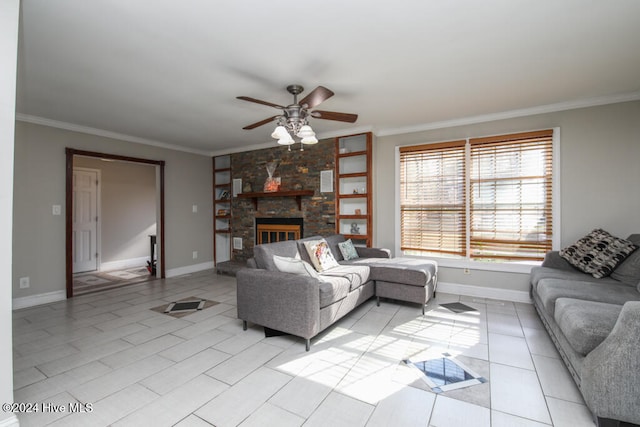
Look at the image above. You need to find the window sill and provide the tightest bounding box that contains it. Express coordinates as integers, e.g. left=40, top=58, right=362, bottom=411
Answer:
left=399, top=254, right=540, bottom=274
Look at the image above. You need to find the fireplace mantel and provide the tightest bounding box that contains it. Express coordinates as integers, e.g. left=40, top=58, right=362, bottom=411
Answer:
left=237, top=190, right=314, bottom=210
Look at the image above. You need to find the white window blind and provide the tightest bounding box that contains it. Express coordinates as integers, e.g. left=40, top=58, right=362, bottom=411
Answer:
left=400, top=141, right=467, bottom=257
left=399, top=130, right=553, bottom=262
left=469, top=130, right=553, bottom=261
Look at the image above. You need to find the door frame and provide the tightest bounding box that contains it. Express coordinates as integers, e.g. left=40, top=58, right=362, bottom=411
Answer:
left=65, top=148, right=166, bottom=298
left=72, top=166, right=102, bottom=274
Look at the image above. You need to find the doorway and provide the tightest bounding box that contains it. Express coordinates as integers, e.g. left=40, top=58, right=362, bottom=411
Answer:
left=65, top=148, right=166, bottom=298
left=72, top=167, right=101, bottom=274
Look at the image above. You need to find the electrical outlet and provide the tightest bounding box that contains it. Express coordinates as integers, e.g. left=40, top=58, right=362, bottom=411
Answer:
left=52, top=205, right=61, bottom=215
left=19, top=277, right=30, bottom=289
left=192, top=251, right=198, bottom=259
left=463, top=268, right=471, bottom=275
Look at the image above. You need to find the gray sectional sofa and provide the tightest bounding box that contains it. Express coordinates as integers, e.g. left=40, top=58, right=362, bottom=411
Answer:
left=530, top=234, right=640, bottom=427
left=236, top=234, right=437, bottom=350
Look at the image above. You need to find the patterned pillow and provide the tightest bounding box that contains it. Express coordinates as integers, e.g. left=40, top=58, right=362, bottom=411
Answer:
left=338, top=239, right=359, bottom=261
left=559, top=229, right=638, bottom=279
left=272, top=255, right=319, bottom=279
left=303, top=239, right=340, bottom=272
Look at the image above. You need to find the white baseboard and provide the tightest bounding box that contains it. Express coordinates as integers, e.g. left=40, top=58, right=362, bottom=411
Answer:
left=438, top=281, right=532, bottom=304
left=0, top=414, right=19, bottom=427
left=100, top=256, right=149, bottom=272
left=13, top=290, right=66, bottom=310
left=166, top=261, right=215, bottom=278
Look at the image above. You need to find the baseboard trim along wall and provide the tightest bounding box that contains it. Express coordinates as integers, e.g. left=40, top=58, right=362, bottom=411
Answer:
left=0, top=414, right=20, bottom=427
left=166, top=261, right=215, bottom=278
left=437, top=281, right=532, bottom=304
left=12, top=262, right=216, bottom=310
left=12, top=290, right=66, bottom=311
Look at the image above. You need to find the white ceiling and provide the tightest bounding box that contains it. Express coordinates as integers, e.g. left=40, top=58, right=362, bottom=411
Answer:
left=16, top=0, right=640, bottom=155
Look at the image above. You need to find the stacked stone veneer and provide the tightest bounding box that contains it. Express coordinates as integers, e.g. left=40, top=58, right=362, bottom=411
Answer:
left=231, top=138, right=335, bottom=262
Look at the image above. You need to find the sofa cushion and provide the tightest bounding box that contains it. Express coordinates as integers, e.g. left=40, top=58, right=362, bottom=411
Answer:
left=273, top=255, right=319, bottom=279
left=559, top=229, right=638, bottom=279
left=530, top=266, right=621, bottom=292
left=611, top=234, right=640, bottom=286
left=346, top=257, right=437, bottom=287
left=324, top=234, right=347, bottom=261
left=304, top=239, right=340, bottom=272
left=318, top=276, right=351, bottom=308
left=536, top=278, right=640, bottom=317
left=319, top=264, right=371, bottom=292
left=254, top=240, right=300, bottom=271
left=554, top=298, right=622, bottom=356
left=338, top=239, right=359, bottom=261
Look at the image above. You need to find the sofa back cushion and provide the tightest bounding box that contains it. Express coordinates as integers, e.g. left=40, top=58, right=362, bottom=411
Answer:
left=611, top=234, right=640, bottom=286
left=253, top=240, right=300, bottom=271
left=324, top=234, right=347, bottom=261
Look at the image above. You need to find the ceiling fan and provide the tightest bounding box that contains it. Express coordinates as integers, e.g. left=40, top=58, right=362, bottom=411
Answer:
left=237, top=84, right=358, bottom=150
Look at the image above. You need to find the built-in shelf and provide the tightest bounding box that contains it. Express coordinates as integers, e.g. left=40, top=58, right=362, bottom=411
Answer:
left=213, top=155, right=232, bottom=265
left=238, top=190, right=314, bottom=210
left=336, top=132, right=373, bottom=247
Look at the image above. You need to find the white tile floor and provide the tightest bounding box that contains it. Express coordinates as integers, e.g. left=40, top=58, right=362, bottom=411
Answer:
left=12, top=270, right=597, bottom=426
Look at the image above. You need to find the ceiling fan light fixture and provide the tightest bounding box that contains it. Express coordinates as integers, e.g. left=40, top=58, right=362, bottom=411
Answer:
left=277, top=134, right=295, bottom=145
left=271, top=125, right=288, bottom=140
left=296, top=125, right=315, bottom=138
left=301, top=135, right=318, bottom=145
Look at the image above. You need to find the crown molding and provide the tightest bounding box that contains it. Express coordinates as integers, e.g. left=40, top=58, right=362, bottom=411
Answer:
left=16, top=91, right=640, bottom=156
left=376, top=91, right=640, bottom=137
left=15, top=114, right=212, bottom=156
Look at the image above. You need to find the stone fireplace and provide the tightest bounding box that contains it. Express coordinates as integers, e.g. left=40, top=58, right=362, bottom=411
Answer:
left=230, top=138, right=336, bottom=263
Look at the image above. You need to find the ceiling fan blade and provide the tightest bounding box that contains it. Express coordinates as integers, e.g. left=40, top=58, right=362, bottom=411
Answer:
left=299, top=86, right=334, bottom=109
left=242, top=115, right=280, bottom=130
left=311, top=110, right=358, bottom=123
left=237, top=96, right=284, bottom=109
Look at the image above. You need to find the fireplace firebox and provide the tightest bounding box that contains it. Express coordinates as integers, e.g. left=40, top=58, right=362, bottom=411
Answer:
left=255, top=218, right=304, bottom=245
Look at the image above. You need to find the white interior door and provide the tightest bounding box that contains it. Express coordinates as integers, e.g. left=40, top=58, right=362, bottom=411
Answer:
left=73, top=168, right=99, bottom=273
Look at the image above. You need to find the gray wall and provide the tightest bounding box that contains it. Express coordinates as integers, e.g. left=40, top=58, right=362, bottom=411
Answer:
left=1, top=0, right=19, bottom=422
left=374, top=101, right=640, bottom=293
left=74, top=156, right=157, bottom=266
left=13, top=121, right=213, bottom=299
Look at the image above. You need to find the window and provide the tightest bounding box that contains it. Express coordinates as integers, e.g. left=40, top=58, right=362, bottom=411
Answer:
left=399, top=130, right=553, bottom=262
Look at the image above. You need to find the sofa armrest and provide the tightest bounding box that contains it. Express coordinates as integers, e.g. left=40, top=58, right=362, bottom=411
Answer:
left=581, top=301, right=640, bottom=424
left=541, top=251, right=576, bottom=271
left=236, top=268, right=321, bottom=340
left=356, top=247, right=391, bottom=259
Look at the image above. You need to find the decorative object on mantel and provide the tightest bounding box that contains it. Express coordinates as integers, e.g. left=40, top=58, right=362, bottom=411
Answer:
left=293, top=183, right=303, bottom=191
left=242, top=181, right=253, bottom=193
left=264, top=161, right=280, bottom=192
left=237, top=84, right=358, bottom=152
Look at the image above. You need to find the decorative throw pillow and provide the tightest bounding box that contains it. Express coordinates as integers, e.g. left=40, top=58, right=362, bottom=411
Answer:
left=338, top=239, right=359, bottom=261
left=272, top=255, right=319, bottom=279
left=559, top=229, right=638, bottom=279
left=303, top=239, right=340, bottom=272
